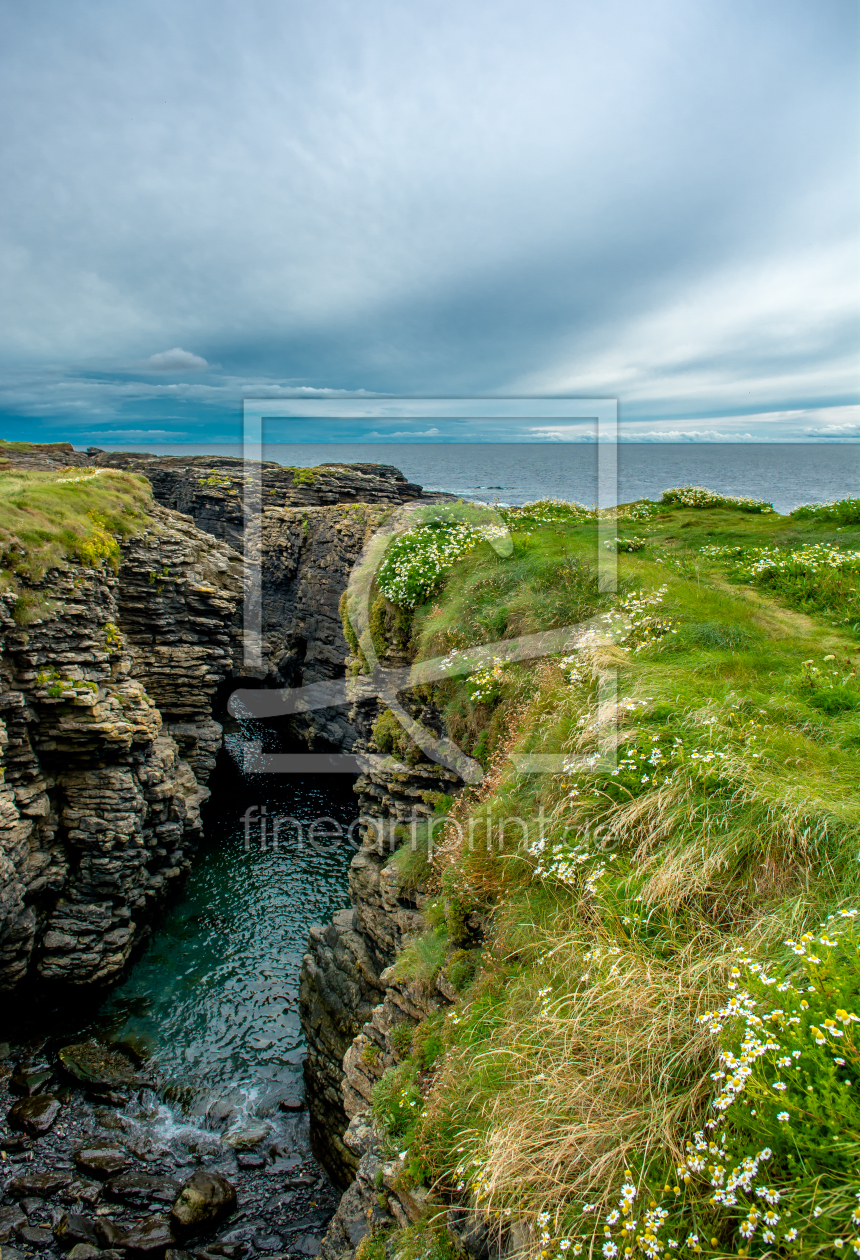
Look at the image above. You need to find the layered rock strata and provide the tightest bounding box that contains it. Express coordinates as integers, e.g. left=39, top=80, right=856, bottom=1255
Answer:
left=0, top=506, right=243, bottom=990
left=91, top=453, right=430, bottom=552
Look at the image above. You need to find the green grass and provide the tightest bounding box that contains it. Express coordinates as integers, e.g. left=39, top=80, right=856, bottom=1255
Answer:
left=0, top=465, right=153, bottom=587
left=354, top=493, right=860, bottom=1260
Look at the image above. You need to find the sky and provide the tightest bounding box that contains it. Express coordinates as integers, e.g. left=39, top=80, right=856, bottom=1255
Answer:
left=0, top=0, right=858, bottom=446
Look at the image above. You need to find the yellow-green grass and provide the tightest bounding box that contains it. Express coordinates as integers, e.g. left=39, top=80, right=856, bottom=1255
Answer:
left=0, top=465, right=153, bottom=587
left=360, top=501, right=860, bottom=1258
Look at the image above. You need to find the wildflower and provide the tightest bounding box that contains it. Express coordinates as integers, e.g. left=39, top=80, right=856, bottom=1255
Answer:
left=777, top=1111, right=790, bottom=1122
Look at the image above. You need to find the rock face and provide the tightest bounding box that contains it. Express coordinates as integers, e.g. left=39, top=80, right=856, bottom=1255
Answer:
left=91, top=452, right=430, bottom=551
left=0, top=504, right=243, bottom=991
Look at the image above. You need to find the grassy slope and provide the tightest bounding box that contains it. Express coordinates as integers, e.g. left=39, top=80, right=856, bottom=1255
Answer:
left=0, top=464, right=154, bottom=621
left=363, top=499, right=860, bottom=1260
left=0, top=465, right=152, bottom=576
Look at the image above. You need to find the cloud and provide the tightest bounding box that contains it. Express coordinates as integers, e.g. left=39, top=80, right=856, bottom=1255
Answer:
left=363, top=427, right=441, bottom=437
left=146, top=348, right=209, bottom=372
left=87, top=428, right=189, bottom=439
left=631, top=430, right=758, bottom=442
left=811, top=422, right=860, bottom=436
left=0, top=0, right=856, bottom=435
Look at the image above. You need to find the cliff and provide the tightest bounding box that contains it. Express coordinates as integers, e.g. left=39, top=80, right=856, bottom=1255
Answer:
left=0, top=503, right=244, bottom=991
left=301, top=491, right=860, bottom=1260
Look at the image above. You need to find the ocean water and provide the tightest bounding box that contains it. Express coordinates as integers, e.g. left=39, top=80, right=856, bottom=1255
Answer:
left=277, top=443, right=860, bottom=514
left=118, top=443, right=859, bottom=515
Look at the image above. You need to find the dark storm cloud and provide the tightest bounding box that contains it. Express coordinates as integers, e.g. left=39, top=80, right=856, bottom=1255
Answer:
left=0, top=0, right=856, bottom=441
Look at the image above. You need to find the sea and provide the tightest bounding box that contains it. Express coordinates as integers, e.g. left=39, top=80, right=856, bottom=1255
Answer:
left=100, top=442, right=859, bottom=516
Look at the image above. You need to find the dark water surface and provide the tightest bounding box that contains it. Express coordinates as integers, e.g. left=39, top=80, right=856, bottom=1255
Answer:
left=91, top=733, right=356, bottom=1107
left=84, top=734, right=357, bottom=1141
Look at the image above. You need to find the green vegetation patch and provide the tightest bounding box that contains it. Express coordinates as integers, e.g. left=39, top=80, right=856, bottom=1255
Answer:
left=362, top=488, right=860, bottom=1260
left=0, top=465, right=152, bottom=585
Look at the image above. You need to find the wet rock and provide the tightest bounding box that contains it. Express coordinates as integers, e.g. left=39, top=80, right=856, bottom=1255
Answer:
left=2, top=1134, right=33, bottom=1154
left=58, top=1041, right=145, bottom=1090
left=21, top=1197, right=49, bottom=1217
left=221, top=1120, right=270, bottom=1150
left=7, top=1094, right=62, bottom=1135
left=205, top=1099, right=235, bottom=1124
left=171, top=1171, right=237, bottom=1234
left=0, top=1205, right=27, bottom=1243
left=18, top=1224, right=55, bottom=1247
left=235, top=1154, right=265, bottom=1170
left=253, top=1235, right=283, bottom=1252
left=60, top=1180, right=103, bottom=1207
left=55, top=1213, right=100, bottom=1248
left=119, top=1215, right=176, bottom=1254
left=105, top=1173, right=180, bottom=1208
left=94, top=1219, right=126, bottom=1249
left=74, top=1148, right=131, bottom=1179
left=277, top=1097, right=304, bottom=1112
left=8, top=1171, right=71, bottom=1197
left=165, top=1251, right=194, bottom=1260
left=93, top=1107, right=125, bottom=1130
left=292, top=1235, right=322, bottom=1256
left=10, top=1067, right=54, bottom=1096
left=1, top=1248, right=25, bottom=1260
left=69, top=1246, right=102, bottom=1260
left=90, top=1089, right=130, bottom=1107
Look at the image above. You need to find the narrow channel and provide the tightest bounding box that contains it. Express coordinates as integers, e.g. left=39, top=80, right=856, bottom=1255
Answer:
left=85, top=726, right=359, bottom=1163
left=1, top=723, right=359, bottom=1245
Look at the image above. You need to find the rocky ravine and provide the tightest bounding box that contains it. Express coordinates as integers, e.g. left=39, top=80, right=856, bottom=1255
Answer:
left=0, top=446, right=469, bottom=1260
left=0, top=504, right=244, bottom=992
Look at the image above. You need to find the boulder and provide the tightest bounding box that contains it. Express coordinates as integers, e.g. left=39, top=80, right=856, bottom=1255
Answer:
left=74, top=1147, right=131, bottom=1179
left=119, top=1215, right=176, bottom=1254
left=94, top=1218, right=126, bottom=1249
left=55, top=1213, right=100, bottom=1248
left=105, top=1173, right=180, bottom=1208
left=58, top=1040, right=146, bottom=1089
left=0, top=1205, right=27, bottom=1243
left=69, top=1247, right=102, bottom=1260
left=10, top=1067, right=53, bottom=1096
left=7, top=1095, right=61, bottom=1135
left=60, top=1179, right=102, bottom=1206
left=170, top=1171, right=237, bottom=1234
left=221, top=1119, right=270, bottom=1150
left=8, top=1171, right=70, bottom=1197
left=18, top=1224, right=54, bottom=1247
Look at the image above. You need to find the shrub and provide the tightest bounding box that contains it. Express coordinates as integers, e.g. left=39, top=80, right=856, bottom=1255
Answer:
left=371, top=1059, right=422, bottom=1145
left=377, top=520, right=507, bottom=608
left=790, top=497, right=860, bottom=525
left=372, top=708, right=423, bottom=766
left=662, top=486, right=774, bottom=513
